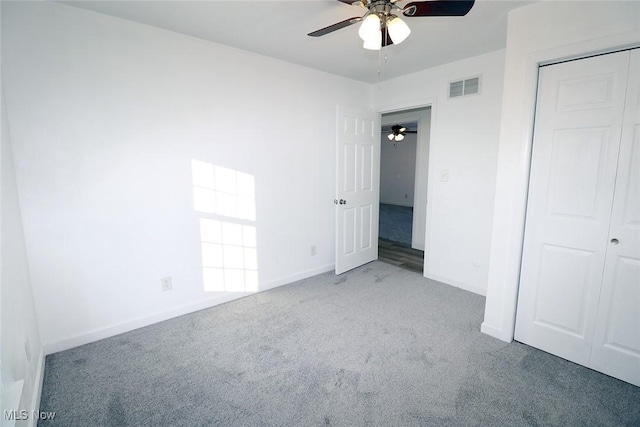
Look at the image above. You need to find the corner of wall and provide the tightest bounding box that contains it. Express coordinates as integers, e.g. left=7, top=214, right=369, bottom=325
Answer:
left=26, top=350, right=46, bottom=427
left=2, top=79, right=46, bottom=426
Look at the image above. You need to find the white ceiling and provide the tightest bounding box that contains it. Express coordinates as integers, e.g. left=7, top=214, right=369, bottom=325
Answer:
left=59, top=0, right=534, bottom=83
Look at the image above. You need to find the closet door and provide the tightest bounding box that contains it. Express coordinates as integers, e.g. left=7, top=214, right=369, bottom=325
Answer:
left=590, top=49, right=640, bottom=387
left=515, top=52, right=630, bottom=367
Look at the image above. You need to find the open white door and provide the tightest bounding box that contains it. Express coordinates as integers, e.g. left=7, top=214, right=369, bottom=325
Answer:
left=335, top=106, right=379, bottom=274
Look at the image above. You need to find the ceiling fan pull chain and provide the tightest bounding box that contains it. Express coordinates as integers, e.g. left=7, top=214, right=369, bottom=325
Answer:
left=384, top=25, right=389, bottom=64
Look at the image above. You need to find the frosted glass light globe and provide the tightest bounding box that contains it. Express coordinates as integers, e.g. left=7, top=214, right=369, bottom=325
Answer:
left=387, top=16, right=411, bottom=45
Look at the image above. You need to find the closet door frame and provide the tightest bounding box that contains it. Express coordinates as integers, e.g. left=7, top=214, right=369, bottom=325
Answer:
left=481, top=32, right=640, bottom=345
left=515, top=47, right=640, bottom=386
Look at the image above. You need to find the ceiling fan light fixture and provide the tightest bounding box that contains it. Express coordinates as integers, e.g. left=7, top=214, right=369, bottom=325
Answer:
left=362, top=30, right=382, bottom=50
left=387, top=133, right=395, bottom=141
left=363, top=38, right=382, bottom=50
left=395, top=133, right=405, bottom=142
left=387, top=15, right=411, bottom=45
left=358, top=14, right=381, bottom=41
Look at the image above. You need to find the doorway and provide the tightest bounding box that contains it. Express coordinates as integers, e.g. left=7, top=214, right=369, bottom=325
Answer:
left=378, top=107, right=430, bottom=273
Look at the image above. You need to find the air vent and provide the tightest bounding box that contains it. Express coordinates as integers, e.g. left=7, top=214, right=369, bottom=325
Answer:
left=449, top=80, right=464, bottom=98
left=449, top=76, right=481, bottom=98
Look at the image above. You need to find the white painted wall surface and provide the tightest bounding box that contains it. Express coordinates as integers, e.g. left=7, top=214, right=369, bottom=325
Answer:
left=482, top=1, right=640, bottom=342
left=1, top=87, right=44, bottom=421
left=2, top=2, right=371, bottom=352
left=374, top=50, right=505, bottom=295
left=380, top=132, right=417, bottom=207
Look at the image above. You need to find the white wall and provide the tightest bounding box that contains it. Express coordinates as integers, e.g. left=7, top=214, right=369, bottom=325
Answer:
left=2, top=1, right=371, bottom=352
left=482, top=1, right=640, bottom=341
left=380, top=131, right=417, bottom=207
left=1, top=88, right=44, bottom=422
left=374, top=50, right=505, bottom=295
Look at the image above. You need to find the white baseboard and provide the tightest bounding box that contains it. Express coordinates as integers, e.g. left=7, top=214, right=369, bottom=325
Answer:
left=43, top=263, right=335, bottom=355
left=480, top=321, right=512, bottom=343
left=43, top=293, right=249, bottom=354
left=423, top=272, right=486, bottom=296
left=260, top=264, right=335, bottom=291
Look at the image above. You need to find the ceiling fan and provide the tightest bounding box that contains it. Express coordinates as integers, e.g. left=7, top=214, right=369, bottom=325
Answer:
left=384, top=124, right=417, bottom=142
left=308, top=0, right=475, bottom=50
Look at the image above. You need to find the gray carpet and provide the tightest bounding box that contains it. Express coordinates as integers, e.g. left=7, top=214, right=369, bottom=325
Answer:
left=39, top=262, right=640, bottom=426
left=379, top=203, right=413, bottom=246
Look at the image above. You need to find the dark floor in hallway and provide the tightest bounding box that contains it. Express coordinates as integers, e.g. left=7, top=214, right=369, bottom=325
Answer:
left=378, top=238, right=424, bottom=273
left=378, top=203, right=423, bottom=273
left=379, top=203, right=412, bottom=246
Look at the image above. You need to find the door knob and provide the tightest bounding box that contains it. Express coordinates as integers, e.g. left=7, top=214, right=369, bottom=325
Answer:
left=611, top=238, right=619, bottom=245
left=339, top=199, right=347, bottom=205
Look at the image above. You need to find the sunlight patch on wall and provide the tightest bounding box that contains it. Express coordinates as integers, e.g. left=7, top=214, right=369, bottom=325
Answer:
left=192, top=160, right=256, bottom=221
left=200, top=219, right=258, bottom=292
left=192, top=160, right=258, bottom=293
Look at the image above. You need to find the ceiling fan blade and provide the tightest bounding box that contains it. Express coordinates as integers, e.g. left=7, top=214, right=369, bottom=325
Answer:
left=308, top=16, right=363, bottom=37
left=381, top=130, right=417, bottom=133
left=382, top=125, right=418, bottom=133
left=403, top=0, right=475, bottom=17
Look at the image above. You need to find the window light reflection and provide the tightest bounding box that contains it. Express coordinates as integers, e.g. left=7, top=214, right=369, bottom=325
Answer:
left=192, top=160, right=256, bottom=221
left=192, top=159, right=258, bottom=293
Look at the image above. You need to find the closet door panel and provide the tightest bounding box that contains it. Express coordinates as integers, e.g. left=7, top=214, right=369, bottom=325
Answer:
left=591, top=49, right=640, bottom=387
left=515, top=51, right=630, bottom=366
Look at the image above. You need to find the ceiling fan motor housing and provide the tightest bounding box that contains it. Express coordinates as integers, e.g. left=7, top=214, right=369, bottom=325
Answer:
left=362, top=1, right=398, bottom=31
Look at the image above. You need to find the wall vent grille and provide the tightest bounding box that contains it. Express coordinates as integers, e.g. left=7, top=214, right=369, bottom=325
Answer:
left=449, top=76, right=480, bottom=98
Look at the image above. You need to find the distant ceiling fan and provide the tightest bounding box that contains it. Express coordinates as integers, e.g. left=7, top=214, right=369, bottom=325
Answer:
left=308, top=0, right=475, bottom=50
left=384, top=124, right=417, bottom=142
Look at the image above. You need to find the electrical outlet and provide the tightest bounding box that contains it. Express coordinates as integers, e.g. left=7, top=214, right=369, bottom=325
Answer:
left=310, top=245, right=317, bottom=256
left=161, top=276, right=172, bottom=292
